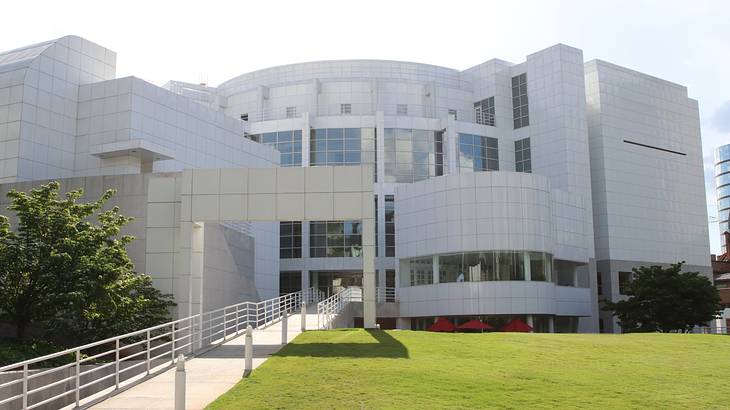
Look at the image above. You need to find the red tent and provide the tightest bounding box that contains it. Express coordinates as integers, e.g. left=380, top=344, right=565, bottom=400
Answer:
left=457, top=319, right=494, bottom=332
left=500, top=318, right=533, bottom=332
left=426, top=317, right=456, bottom=332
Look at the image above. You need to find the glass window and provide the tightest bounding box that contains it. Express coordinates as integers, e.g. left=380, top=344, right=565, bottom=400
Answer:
left=474, top=96, right=495, bottom=126
left=385, top=195, right=395, bottom=257
left=403, top=257, right=433, bottom=286
left=340, top=103, right=351, bottom=114
left=286, top=106, right=297, bottom=118
left=719, top=197, right=730, bottom=211
left=716, top=161, right=730, bottom=175
left=279, top=271, right=301, bottom=295
left=310, top=221, right=362, bottom=258
left=448, top=109, right=458, bottom=120
left=515, top=137, right=532, bottom=173
left=383, top=128, right=444, bottom=183
left=717, top=173, right=730, bottom=188
left=619, top=271, right=632, bottom=295
left=258, top=130, right=302, bottom=167
left=458, top=133, right=499, bottom=173
left=402, top=251, right=556, bottom=286
left=512, top=73, right=529, bottom=129
left=719, top=184, right=730, bottom=199
left=310, top=128, right=375, bottom=169
left=397, top=104, right=408, bottom=115
left=280, top=221, right=302, bottom=258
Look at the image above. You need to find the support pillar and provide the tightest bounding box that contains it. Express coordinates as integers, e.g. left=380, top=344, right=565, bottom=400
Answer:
left=363, top=191, right=377, bottom=328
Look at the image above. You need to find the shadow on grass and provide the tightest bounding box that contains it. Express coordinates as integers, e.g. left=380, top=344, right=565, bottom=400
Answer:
left=276, top=329, right=409, bottom=359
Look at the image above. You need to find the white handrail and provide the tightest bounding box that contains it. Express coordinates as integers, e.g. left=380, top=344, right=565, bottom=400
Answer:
left=316, top=287, right=362, bottom=330
left=376, top=287, right=398, bottom=303
left=0, top=287, right=323, bottom=409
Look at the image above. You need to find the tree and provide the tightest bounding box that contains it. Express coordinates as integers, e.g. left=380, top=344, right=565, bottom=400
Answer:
left=0, top=182, right=173, bottom=343
left=602, top=262, right=720, bottom=333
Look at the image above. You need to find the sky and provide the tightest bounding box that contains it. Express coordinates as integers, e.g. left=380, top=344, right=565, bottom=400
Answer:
left=1, top=0, right=729, bottom=253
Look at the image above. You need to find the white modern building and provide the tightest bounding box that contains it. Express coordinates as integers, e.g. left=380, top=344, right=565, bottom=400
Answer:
left=0, top=35, right=711, bottom=333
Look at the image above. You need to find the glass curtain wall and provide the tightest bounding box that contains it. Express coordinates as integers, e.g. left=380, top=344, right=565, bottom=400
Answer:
left=383, top=128, right=444, bottom=183
left=401, top=251, right=553, bottom=286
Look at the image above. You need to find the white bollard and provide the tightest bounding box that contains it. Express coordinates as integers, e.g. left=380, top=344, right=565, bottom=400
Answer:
left=281, top=312, right=288, bottom=345
left=243, top=325, right=253, bottom=377
left=174, top=354, right=185, bottom=410
left=301, top=302, right=307, bottom=332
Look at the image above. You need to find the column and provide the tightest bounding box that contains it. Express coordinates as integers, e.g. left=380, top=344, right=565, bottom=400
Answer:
left=524, top=252, right=531, bottom=281
left=432, top=255, right=439, bottom=284
left=363, top=214, right=377, bottom=328
left=548, top=316, right=555, bottom=333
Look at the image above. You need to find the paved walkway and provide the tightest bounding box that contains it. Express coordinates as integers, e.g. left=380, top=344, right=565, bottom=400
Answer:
left=90, top=312, right=320, bottom=410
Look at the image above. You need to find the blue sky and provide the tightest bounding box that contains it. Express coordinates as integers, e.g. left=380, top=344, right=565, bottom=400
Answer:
left=2, top=0, right=728, bottom=252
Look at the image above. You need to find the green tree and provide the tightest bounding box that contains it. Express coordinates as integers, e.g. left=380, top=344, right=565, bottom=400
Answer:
left=0, top=182, right=173, bottom=343
left=602, top=262, right=720, bottom=332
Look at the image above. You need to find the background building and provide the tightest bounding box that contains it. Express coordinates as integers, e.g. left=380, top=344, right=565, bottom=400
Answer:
left=0, top=36, right=712, bottom=332
left=713, top=144, right=730, bottom=329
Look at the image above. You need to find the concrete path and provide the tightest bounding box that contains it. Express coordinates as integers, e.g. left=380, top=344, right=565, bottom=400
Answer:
left=90, top=312, right=320, bottom=410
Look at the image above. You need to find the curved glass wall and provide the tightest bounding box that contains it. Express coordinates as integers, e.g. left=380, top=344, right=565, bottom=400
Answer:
left=720, top=197, right=730, bottom=211
left=401, top=251, right=553, bottom=287
left=717, top=173, right=730, bottom=188
left=383, top=128, right=444, bottom=183
left=716, top=161, right=730, bottom=176
left=718, top=185, right=730, bottom=200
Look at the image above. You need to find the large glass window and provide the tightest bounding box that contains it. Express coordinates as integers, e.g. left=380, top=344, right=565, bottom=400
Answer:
left=252, top=130, right=302, bottom=167
left=402, top=251, right=553, bottom=286
left=310, top=128, right=375, bottom=167
left=474, top=96, right=495, bottom=126
left=512, top=73, right=529, bottom=129
left=515, top=137, right=531, bottom=173
left=402, top=256, right=433, bottom=286
left=279, top=271, right=302, bottom=295
left=385, top=195, right=395, bottom=257
left=280, top=221, right=302, bottom=258
left=309, top=221, right=362, bottom=258
left=458, top=133, right=498, bottom=172
left=383, top=128, right=444, bottom=183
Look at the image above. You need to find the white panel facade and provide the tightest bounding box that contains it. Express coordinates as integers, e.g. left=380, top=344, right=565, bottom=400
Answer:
left=0, top=35, right=712, bottom=333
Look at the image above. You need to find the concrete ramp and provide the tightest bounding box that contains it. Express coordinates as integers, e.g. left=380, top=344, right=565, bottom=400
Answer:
left=89, top=312, right=320, bottom=410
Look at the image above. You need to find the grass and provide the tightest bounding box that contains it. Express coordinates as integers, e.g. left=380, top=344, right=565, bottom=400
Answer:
left=207, top=329, right=730, bottom=409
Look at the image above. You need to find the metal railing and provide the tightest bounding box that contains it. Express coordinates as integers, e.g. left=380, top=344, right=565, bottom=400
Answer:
left=376, top=287, right=398, bottom=303
left=692, top=326, right=729, bottom=335
left=0, top=288, right=323, bottom=410
left=317, top=287, right=362, bottom=330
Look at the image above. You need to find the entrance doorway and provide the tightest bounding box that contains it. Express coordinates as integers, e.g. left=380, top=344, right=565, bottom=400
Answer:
left=310, top=271, right=363, bottom=297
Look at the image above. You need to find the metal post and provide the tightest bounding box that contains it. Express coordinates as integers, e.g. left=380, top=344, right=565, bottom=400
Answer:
left=281, top=312, right=288, bottom=345
left=146, top=330, right=151, bottom=374
left=236, top=305, right=240, bottom=334
left=243, top=325, right=253, bottom=377
left=174, top=355, right=185, bottom=410
left=171, top=322, right=176, bottom=363
left=301, top=302, right=307, bottom=332
left=75, top=351, right=80, bottom=407
left=115, top=339, right=120, bottom=389
left=22, top=363, right=28, bottom=409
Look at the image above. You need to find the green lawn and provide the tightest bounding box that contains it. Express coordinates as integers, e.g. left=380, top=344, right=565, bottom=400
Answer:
left=208, top=329, right=730, bottom=409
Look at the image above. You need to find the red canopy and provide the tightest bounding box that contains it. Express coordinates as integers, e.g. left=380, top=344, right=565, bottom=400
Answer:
left=426, top=317, right=456, bottom=332
left=500, top=318, right=533, bottom=332
left=457, top=319, right=494, bottom=331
